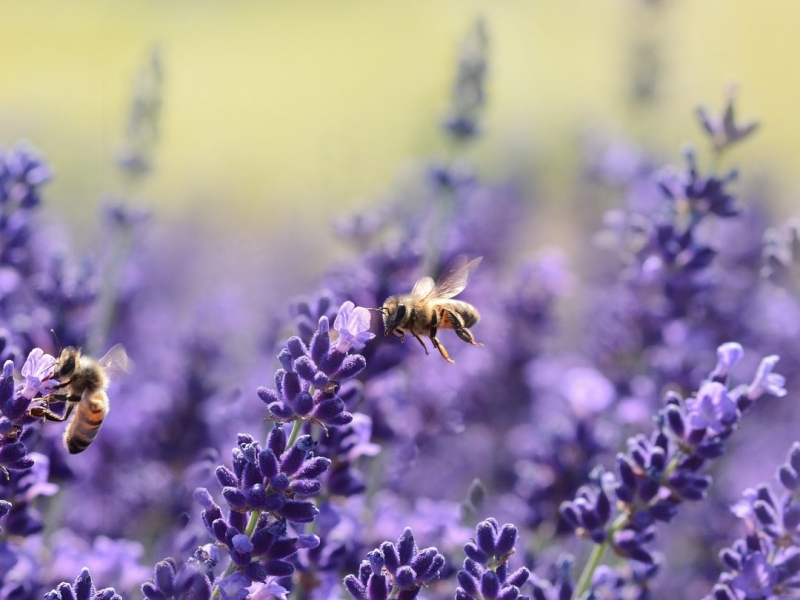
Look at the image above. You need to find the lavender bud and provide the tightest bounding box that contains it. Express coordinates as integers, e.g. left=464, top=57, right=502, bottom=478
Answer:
left=277, top=499, right=319, bottom=523
left=343, top=575, right=367, bottom=600
left=394, top=566, right=417, bottom=589
left=264, top=559, right=295, bottom=577
left=480, top=571, right=500, bottom=599
left=367, top=573, right=390, bottom=600
left=286, top=337, right=308, bottom=360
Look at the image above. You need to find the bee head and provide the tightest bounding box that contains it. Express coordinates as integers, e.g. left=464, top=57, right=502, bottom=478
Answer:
left=378, top=297, right=407, bottom=334
left=56, top=347, right=81, bottom=379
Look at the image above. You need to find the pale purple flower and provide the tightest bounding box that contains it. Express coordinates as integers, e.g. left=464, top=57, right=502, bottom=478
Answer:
left=709, top=342, right=745, bottom=381
left=685, top=382, right=737, bottom=435
left=747, top=355, right=787, bottom=399
left=248, top=578, right=289, bottom=600
left=20, top=348, right=58, bottom=399
left=731, top=553, right=776, bottom=598
left=217, top=572, right=251, bottom=600
left=333, top=301, right=375, bottom=352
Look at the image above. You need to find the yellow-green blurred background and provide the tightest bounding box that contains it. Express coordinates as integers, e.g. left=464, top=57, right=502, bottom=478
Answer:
left=2, top=0, right=800, bottom=241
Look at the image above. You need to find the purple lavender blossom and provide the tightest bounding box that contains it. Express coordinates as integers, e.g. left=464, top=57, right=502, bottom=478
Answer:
left=560, top=343, right=787, bottom=596
left=44, top=568, right=122, bottom=600
left=208, top=429, right=329, bottom=521
left=703, top=442, right=800, bottom=599
left=343, top=528, right=445, bottom=600
left=258, top=314, right=366, bottom=429
left=455, top=518, right=530, bottom=600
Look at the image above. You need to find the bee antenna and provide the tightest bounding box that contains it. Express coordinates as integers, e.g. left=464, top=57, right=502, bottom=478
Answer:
left=367, top=307, right=387, bottom=315
left=50, top=329, right=62, bottom=353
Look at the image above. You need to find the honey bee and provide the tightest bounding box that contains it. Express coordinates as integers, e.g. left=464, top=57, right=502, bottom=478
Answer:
left=30, top=344, right=131, bottom=454
left=378, top=255, right=483, bottom=364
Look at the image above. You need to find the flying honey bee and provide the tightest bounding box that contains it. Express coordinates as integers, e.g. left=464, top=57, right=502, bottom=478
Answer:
left=377, top=255, right=483, bottom=364
left=29, top=344, right=131, bottom=454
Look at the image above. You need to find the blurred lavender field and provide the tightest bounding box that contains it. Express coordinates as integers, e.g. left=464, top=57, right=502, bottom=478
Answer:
left=2, top=5, right=800, bottom=600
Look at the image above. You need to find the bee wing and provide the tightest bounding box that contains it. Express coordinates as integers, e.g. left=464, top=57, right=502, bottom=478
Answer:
left=411, top=276, right=436, bottom=298
left=430, top=255, right=483, bottom=299
left=98, top=344, right=134, bottom=382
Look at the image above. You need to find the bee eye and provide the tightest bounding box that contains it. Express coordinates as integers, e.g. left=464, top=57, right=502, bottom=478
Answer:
left=59, top=357, right=75, bottom=377
left=395, top=304, right=407, bottom=320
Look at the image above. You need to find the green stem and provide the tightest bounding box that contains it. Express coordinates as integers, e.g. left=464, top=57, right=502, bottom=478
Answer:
left=86, top=222, right=135, bottom=355
left=572, top=540, right=608, bottom=600
left=286, top=419, right=304, bottom=448
left=211, top=510, right=262, bottom=599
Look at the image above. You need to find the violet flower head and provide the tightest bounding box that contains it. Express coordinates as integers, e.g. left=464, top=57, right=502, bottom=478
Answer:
left=209, top=429, right=329, bottom=522
left=194, top=480, right=313, bottom=591
left=44, top=568, right=122, bottom=600
left=141, top=550, right=216, bottom=600
left=333, top=301, right=375, bottom=353
left=456, top=518, right=530, bottom=600
left=343, top=528, right=445, bottom=600
left=258, top=316, right=366, bottom=428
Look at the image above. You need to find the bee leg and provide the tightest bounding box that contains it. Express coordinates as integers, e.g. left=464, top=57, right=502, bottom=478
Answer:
left=29, top=402, right=74, bottom=423
left=390, top=330, right=405, bottom=342
left=428, top=323, right=455, bottom=364
left=412, top=333, right=430, bottom=355
left=446, top=309, right=484, bottom=347
left=430, top=334, right=455, bottom=364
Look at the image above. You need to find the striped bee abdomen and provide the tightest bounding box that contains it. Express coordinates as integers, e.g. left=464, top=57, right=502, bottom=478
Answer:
left=64, top=392, right=109, bottom=454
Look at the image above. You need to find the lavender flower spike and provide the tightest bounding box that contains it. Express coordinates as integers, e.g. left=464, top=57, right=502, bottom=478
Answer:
left=333, top=301, right=375, bottom=353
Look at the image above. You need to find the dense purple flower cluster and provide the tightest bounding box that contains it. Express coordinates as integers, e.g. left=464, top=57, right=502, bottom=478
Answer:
left=343, top=529, right=446, bottom=600
left=257, top=310, right=369, bottom=429
left=703, top=443, right=800, bottom=600
left=455, top=519, right=529, bottom=600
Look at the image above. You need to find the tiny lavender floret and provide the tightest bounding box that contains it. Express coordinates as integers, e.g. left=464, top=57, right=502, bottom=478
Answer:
left=333, top=301, right=375, bottom=353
